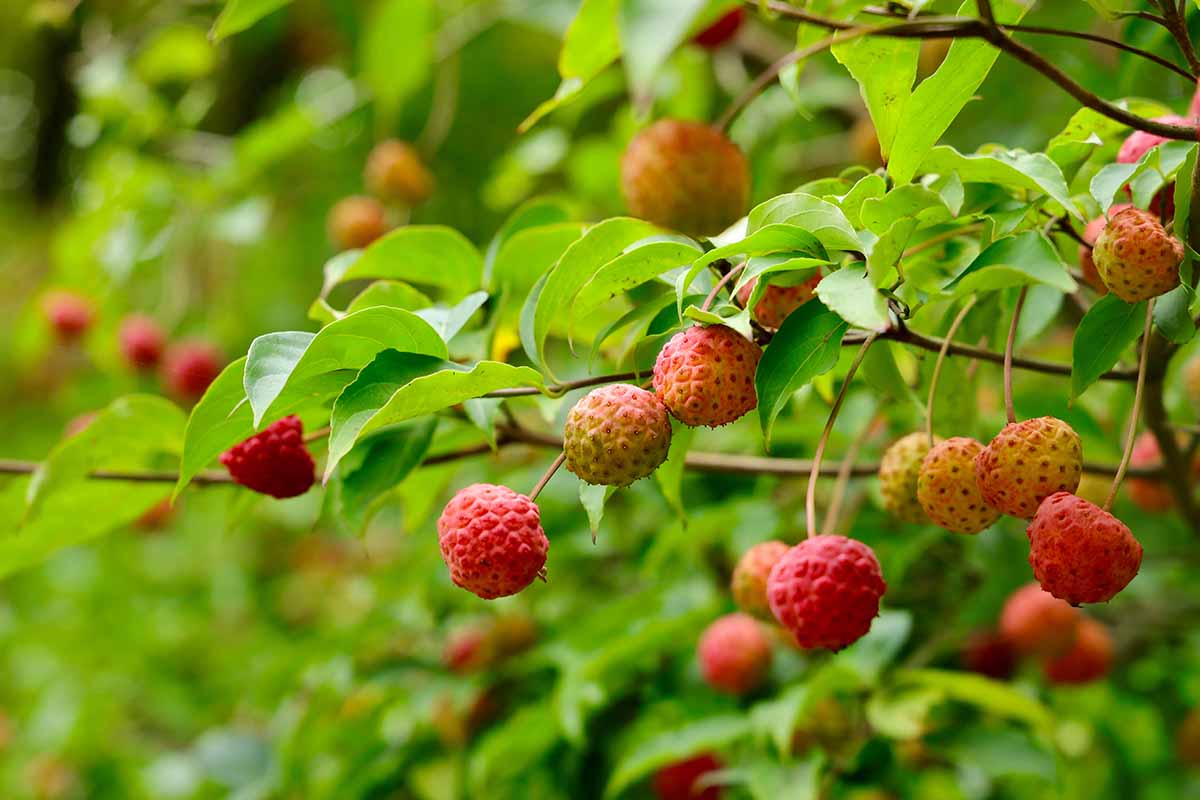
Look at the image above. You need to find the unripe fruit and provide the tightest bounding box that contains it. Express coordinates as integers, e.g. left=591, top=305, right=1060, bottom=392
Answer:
left=961, top=630, right=1017, bottom=680
left=118, top=314, right=165, bottom=370
left=437, top=484, right=549, bottom=600
left=879, top=432, right=940, bottom=525
left=767, top=535, right=886, bottom=651
left=731, top=540, right=789, bottom=620
left=42, top=291, right=94, bottom=342
left=653, top=753, right=723, bottom=800
left=999, top=583, right=1079, bottom=657
left=621, top=120, right=750, bottom=239
left=1128, top=432, right=1173, bottom=511
left=697, top=613, right=772, bottom=695
left=364, top=139, right=434, bottom=206
left=1078, top=204, right=1133, bottom=295
left=1027, top=491, right=1142, bottom=604
left=562, top=384, right=672, bottom=486
left=736, top=274, right=821, bottom=330
left=1092, top=207, right=1184, bottom=302
left=160, top=340, right=223, bottom=401
left=1041, top=617, right=1112, bottom=685
left=327, top=195, right=388, bottom=251
left=976, top=416, right=1083, bottom=519
left=652, top=324, right=761, bottom=427
left=1177, top=709, right=1200, bottom=765
left=917, top=437, right=1001, bottom=534
left=692, top=7, right=745, bottom=49
left=220, top=415, right=317, bottom=498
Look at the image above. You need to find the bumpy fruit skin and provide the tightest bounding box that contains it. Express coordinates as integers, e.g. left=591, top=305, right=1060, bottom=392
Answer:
left=736, top=275, right=822, bottom=330
left=732, top=540, right=789, bottom=620
left=365, top=139, right=434, bottom=206
left=976, top=417, right=1083, bottom=519
left=161, top=341, right=223, bottom=401
left=1128, top=432, right=1173, bottom=511
left=220, top=415, right=316, bottom=499
left=999, top=583, right=1079, bottom=657
left=918, top=437, right=1001, bottom=534
left=621, top=120, right=750, bottom=238
left=1178, top=709, right=1200, bottom=765
left=692, top=7, right=745, bottom=49
left=1079, top=204, right=1132, bottom=294
left=879, top=433, right=940, bottom=525
left=653, top=753, right=723, bottom=800
left=961, top=630, right=1017, bottom=680
left=562, top=384, right=672, bottom=486
left=698, top=613, right=772, bottom=695
left=1041, top=617, right=1112, bottom=685
left=1027, top=491, right=1143, bottom=604
left=437, top=484, right=549, bottom=600
left=1092, top=207, right=1184, bottom=302
left=118, top=314, right=165, bottom=370
left=327, top=195, right=388, bottom=251
left=767, top=536, right=886, bottom=651
left=652, top=325, right=761, bottom=427
left=42, top=291, right=94, bottom=342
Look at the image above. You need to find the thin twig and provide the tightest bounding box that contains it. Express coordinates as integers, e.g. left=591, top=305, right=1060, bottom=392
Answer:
left=926, top=298, right=977, bottom=447
left=1003, top=287, right=1029, bottom=424
left=1106, top=301, right=1157, bottom=510
left=528, top=452, right=566, bottom=501
left=701, top=262, right=746, bottom=311
left=822, top=414, right=884, bottom=536
left=484, top=371, right=641, bottom=398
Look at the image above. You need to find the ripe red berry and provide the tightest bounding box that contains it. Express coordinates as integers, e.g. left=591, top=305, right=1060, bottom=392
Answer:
left=693, top=7, right=746, bottom=49
left=364, top=139, right=435, bottom=206
left=621, top=119, right=750, bottom=239
left=736, top=274, right=822, bottom=330
left=118, top=314, right=166, bottom=370
left=442, top=624, right=495, bottom=674
left=220, top=415, right=316, bottom=499
left=1027, top=491, right=1142, bottom=604
left=327, top=195, right=389, bottom=251
left=999, top=583, right=1079, bottom=657
left=697, top=613, right=772, bottom=695
left=731, top=540, right=789, bottom=620
left=767, top=535, right=886, bottom=651
left=160, top=340, right=223, bottom=401
left=42, top=291, right=95, bottom=342
left=961, top=630, right=1017, bottom=680
left=653, top=753, right=723, bottom=800
left=975, top=416, right=1083, bottom=519
left=437, top=484, right=549, bottom=600
left=652, top=324, right=762, bottom=427
left=1041, top=617, right=1112, bottom=685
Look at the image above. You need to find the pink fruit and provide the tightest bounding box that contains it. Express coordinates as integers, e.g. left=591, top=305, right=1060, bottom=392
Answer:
left=1027, top=492, right=1142, bottom=604
left=652, top=324, right=761, bottom=427
left=437, top=484, right=549, bottom=600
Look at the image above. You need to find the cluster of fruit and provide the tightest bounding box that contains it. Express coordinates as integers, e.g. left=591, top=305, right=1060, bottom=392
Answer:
left=326, top=139, right=434, bottom=251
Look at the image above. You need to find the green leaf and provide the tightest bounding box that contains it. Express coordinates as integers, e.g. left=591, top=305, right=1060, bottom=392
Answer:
left=946, top=232, right=1077, bottom=296
left=520, top=0, right=622, bottom=130
left=309, top=280, right=434, bottom=324
left=572, top=240, right=701, bottom=328
left=831, top=36, right=919, bottom=159
left=606, top=716, right=752, bottom=798
left=655, top=421, right=694, bottom=517
left=866, top=686, right=942, bottom=739
left=619, top=0, right=710, bottom=92
left=1071, top=294, right=1146, bottom=399
left=326, top=351, right=545, bottom=479
left=1154, top=283, right=1196, bottom=344
left=747, top=195, right=862, bottom=252
left=815, top=265, right=889, bottom=331
left=414, top=291, right=489, bottom=342
left=756, top=301, right=849, bottom=446
left=736, top=754, right=825, bottom=800
left=331, top=419, right=437, bottom=534
left=326, top=226, right=484, bottom=296
left=210, top=0, right=291, bottom=41
left=580, top=482, right=614, bottom=534
left=679, top=224, right=826, bottom=303
left=834, top=609, right=912, bottom=685
left=361, top=0, right=434, bottom=126
left=859, top=184, right=952, bottom=236
left=245, top=307, right=448, bottom=428
left=895, top=668, right=1054, bottom=735
left=916, top=146, right=1077, bottom=216
left=468, top=702, right=562, bottom=797
left=750, top=684, right=811, bottom=756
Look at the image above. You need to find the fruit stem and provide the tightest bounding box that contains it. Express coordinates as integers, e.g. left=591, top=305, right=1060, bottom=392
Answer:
left=806, top=333, right=878, bottom=539
left=1003, top=286, right=1028, bottom=424
left=1105, top=300, right=1156, bottom=511
left=529, top=452, right=567, bottom=502
left=822, top=413, right=884, bottom=535
left=701, top=262, right=746, bottom=312
left=926, top=297, right=977, bottom=447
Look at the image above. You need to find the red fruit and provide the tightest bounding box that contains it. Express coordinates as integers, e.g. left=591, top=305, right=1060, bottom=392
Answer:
left=652, top=324, right=761, bottom=427
left=999, top=583, right=1079, bottom=657
left=327, top=195, right=388, bottom=251
left=961, top=630, right=1017, bottom=680
left=736, top=274, right=822, bottom=330
left=731, top=540, right=789, bottom=620
left=1127, top=432, right=1173, bottom=511
left=220, top=415, right=316, bottom=499
left=975, top=416, right=1083, bottom=520
left=693, top=7, right=745, bottom=49
left=42, top=291, right=94, bottom=342
left=118, top=314, right=166, bottom=370
left=364, top=139, right=434, bottom=206
left=442, top=624, right=495, bottom=673
left=653, top=753, right=723, bottom=800
left=1027, top=492, right=1142, bottom=604
left=1078, top=204, right=1132, bottom=294
left=1041, top=617, right=1113, bottom=685
left=697, top=613, right=772, bottom=695
left=437, top=484, right=549, bottom=600
left=767, top=535, right=886, bottom=651
left=621, top=120, right=750, bottom=239
left=161, top=340, right=223, bottom=401
left=1092, top=207, right=1184, bottom=302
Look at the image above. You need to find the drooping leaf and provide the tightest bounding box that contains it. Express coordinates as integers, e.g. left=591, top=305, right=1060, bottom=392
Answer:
left=606, top=716, right=753, bottom=798
left=747, top=195, right=862, bottom=252
left=831, top=36, right=919, bottom=159
left=917, top=146, right=1077, bottom=217
left=815, top=265, right=889, bottom=331
left=1071, top=294, right=1146, bottom=399
left=330, top=419, right=437, bottom=534
left=361, top=0, right=433, bottom=125
left=325, top=226, right=484, bottom=296
left=946, top=231, right=1077, bottom=295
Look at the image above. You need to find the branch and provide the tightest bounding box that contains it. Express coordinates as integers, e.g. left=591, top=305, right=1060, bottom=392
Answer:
left=1158, top=0, right=1200, bottom=76
left=484, top=370, right=642, bottom=399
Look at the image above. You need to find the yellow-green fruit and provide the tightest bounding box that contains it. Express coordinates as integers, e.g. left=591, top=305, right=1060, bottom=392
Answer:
left=879, top=433, right=941, bottom=524
left=1093, top=207, right=1184, bottom=303
left=918, top=437, right=1001, bottom=535
left=976, top=416, right=1083, bottom=519
left=563, top=384, right=672, bottom=486
left=732, top=540, right=789, bottom=620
